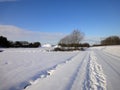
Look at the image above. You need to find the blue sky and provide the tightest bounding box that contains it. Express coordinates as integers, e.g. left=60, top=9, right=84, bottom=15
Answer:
left=0, top=0, right=120, bottom=44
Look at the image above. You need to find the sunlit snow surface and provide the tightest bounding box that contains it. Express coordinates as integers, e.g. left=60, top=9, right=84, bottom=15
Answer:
left=0, top=46, right=120, bottom=90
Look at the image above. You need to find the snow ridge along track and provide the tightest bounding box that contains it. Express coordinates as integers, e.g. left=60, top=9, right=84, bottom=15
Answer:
left=25, top=51, right=107, bottom=90
left=83, top=51, right=106, bottom=90
left=23, top=52, right=79, bottom=90
left=25, top=52, right=88, bottom=90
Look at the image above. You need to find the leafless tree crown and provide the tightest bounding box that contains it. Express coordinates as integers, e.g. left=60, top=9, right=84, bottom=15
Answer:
left=59, top=30, right=84, bottom=44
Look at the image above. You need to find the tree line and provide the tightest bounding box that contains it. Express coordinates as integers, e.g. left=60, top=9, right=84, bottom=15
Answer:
left=92, top=36, right=120, bottom=46
left=58, top=43, right=90, bottom=47
left=0, top=36, right=41, bottom=48
left=101, top=36, right=120, bottom=45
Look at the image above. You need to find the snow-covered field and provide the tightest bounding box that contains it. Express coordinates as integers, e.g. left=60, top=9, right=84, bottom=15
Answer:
left=0, top=46, right=120, bottom=90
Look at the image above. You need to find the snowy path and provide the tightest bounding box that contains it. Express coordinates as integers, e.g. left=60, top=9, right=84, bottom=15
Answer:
left=25, top=51, right=106, bottom=90
left=1, top=46, right=120, bottom=90
left=25, top=52, right=89, bottom=90
left=94, top=49, right=120, bottom=90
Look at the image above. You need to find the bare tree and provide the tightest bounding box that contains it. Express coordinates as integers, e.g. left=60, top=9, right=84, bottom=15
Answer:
left=70, top=30, right=84, bottom=44
left=59, top=30, right=84, bottom=45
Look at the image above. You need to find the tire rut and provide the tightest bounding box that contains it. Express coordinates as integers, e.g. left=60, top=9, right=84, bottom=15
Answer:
left=95, top=50, right=120, bottom=77
left=65, top=52, right=89, bottom=90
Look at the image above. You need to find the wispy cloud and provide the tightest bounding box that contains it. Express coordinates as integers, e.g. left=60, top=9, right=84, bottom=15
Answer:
left=82, top=36, right=102, bottom=45
left=0, top=25, right=102, bottom=45
left=0, top=25, right=66, bottom=44
left=0, top=0, right=18, bottom=2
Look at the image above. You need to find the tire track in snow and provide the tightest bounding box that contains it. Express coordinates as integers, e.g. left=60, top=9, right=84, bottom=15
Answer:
left=22, top=52, right=79, bottom=90
left=101, top=48, right=120, bottom=59
left=65, top=52, right=89, bottom=90
left=101, top=51, right=120, bottom=63
left=25, top=51, right=89, bottom=90
left=83, top=51, right=106, bottom=90
left=95, top=50, right=120, bottom=90
left=96, top=51, right=120, bottom=76
left=24, top=51, right=106, bottom=90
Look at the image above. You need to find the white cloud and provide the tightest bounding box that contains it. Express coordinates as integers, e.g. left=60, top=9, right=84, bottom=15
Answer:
left=0, top=25, right=102, bottom=45
left=0, top=25, right=66, bottom=44
left=82, top=36, right=102, bottom=45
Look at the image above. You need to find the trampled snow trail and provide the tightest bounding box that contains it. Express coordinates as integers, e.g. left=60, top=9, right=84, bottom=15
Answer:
left=83, top=51, right=106, bottom=90
left=25, top=51, right=106, bottom=90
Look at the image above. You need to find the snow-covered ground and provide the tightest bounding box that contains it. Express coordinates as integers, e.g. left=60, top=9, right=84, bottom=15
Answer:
left=0, top=46, right=120, bottom=90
